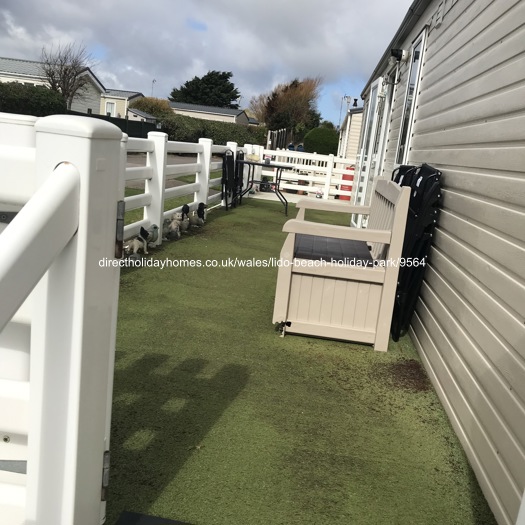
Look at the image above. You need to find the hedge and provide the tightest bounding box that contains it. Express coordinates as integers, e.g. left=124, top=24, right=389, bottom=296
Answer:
left=160, top=114, right=267, bottom=146
left=0, top=82, right=67, bottom=117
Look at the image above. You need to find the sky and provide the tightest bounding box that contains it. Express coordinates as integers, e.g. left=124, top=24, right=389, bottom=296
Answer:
left=0, top=0, right=414, bottom=127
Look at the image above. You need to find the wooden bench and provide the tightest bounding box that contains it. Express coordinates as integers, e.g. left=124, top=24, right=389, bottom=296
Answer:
left=272, top=179, right=411, bottom=351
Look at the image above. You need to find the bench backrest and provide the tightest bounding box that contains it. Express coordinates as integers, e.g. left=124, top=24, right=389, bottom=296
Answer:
left=367, top=179, right=410, bottom=260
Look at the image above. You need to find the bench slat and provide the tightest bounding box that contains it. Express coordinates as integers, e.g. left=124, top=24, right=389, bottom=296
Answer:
left=283, top=219, right=391, bottom=244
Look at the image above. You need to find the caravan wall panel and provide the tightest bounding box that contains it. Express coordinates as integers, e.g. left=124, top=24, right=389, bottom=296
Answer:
left=367, top=0, right=525, bottom=522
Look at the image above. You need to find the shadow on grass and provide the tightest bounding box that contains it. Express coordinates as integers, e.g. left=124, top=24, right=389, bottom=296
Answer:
left=108, top=353, right=249, bottom=522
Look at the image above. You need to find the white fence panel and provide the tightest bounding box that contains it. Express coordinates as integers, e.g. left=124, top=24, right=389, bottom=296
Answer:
left=123, top=134, right=236, bottom=240
left=249, top=146, right=360, bottom=202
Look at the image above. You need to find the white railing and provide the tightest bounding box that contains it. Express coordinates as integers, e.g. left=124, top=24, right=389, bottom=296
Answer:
left=0, top=113, right=122, bottom=525
left=241, top=143, right=362, bottom=203
left=122, top=134, right=239, bottom=242
left=121, top=135, right=367, bottom=245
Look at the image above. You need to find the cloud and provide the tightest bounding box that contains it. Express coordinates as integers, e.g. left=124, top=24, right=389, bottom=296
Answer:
left=0, top=0, right=414, bottom=123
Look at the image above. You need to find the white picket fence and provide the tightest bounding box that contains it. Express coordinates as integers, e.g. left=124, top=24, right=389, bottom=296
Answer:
left=0, top=111, right=368, bottom=525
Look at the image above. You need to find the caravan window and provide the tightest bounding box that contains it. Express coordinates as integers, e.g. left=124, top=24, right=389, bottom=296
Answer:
left=396, top=31, right=426, bottom=164
left=105, top=101, right=116, bottom=117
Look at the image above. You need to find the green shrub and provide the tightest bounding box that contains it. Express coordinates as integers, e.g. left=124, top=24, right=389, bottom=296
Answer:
left=303, top=126, right=339, bottom=155
left=160, top=114, right=206, bottom=143
left=129, top=97, right=173, bottom=120
left=160, top=114, right=266, bottom=146
left=0, top=82, right=67, bottom=116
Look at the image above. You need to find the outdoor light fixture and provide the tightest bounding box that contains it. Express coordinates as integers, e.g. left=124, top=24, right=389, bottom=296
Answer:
left=352, top=98, right=358, bottom=107
left=390, top=48, right=408, bottom=62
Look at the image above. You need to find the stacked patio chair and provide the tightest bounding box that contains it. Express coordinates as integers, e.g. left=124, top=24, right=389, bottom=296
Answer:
left=390, top=163, right=443, bottom=341
left=221, top=149, right=244, bottom=210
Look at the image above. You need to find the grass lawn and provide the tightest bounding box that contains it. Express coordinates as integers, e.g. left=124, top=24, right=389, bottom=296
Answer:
left=107, top=198, right=495, bottom=525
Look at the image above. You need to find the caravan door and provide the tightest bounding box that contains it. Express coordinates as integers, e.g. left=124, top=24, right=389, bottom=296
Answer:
left=354, top=77, right=384, bottom=208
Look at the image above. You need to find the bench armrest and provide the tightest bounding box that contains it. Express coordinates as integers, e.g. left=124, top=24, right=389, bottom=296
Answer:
left=295, top=198, right=371, bottom=215
left=282, top=219, right=391, bottom=244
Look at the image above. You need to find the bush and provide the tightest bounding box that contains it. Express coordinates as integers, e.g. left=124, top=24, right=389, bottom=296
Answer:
left=160, top=114, right=206, bottom=143
left=201, top=118, right=267, bottom=146
left=0, top=82, right=67, bottom=116
left=160, top=114, right=266, bottom=146
left=129, top=97, right=173, bottom=120
left=303, top=126, right=339, bottom=155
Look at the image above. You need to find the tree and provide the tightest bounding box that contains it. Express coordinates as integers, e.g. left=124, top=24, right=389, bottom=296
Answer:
left=250, top=77, right=322, bottom=141
left=40, top=43, right=93, bottom=110
left=248, top=93, right=267, bottom=123
left=320, top=120, right=336, bottom=129
left=169, top=71, right=241, bottom=109
left=129, top=97, right=173, bottom=119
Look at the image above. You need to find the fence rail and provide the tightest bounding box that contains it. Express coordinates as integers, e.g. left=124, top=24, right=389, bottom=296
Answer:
left=0, top=162, right=80, bottom=331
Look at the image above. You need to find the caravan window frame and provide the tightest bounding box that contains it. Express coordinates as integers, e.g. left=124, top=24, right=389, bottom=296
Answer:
left=105, top=101, right=116, bottom=117
left=396, top=28, right=427, bottom=165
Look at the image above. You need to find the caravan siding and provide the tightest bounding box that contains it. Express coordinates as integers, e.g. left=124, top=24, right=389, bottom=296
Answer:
left=340, top=110, right=363, bottom=161
left=70, top=78, right=102, bottom=115
left=346, top=112, right=362, bottom=160
left=372, top=0, right=525, bottom=523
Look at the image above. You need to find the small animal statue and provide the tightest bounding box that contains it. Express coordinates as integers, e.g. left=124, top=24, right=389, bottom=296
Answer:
left=189, top=214, right=204, bottom=227
left=179, top=216, right=190, bottom=232
left=123, top=224, right=159, bottom=257
left=124, top=228, right=149, bottom=256
left=123, top=237, right=145, bottom=256
left=162, top=218, right=172, bottom=241
left=169, top=222, right=181, bottom=240
left=143, top=224, right=159, bottom=245
left=197, top=202, right=207, bottom=222
left=169, top=212, right=185, bottom=237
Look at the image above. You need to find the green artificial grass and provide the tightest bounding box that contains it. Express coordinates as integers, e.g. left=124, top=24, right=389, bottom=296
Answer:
left=108, top=198, right=495, bottom=525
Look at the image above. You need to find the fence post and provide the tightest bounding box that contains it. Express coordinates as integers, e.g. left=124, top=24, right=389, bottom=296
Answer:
left=119, top=134, right=128, bottom=198
left=197, top=138, right=212, bottom=206
left=255, top=144, right=264, bottom=159
left=145, top=131, right=168, bottom=245
left=323, top=154, right=335, bottom=200
left=226, top=141, right=237, bottom=161
left=25, top=115, right=122, bottom=524
left=243, top=143, right=265, bottom=184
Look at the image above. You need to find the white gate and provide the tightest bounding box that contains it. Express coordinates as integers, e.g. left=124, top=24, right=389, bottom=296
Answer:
left=0, top=113, right=122, bottom=525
